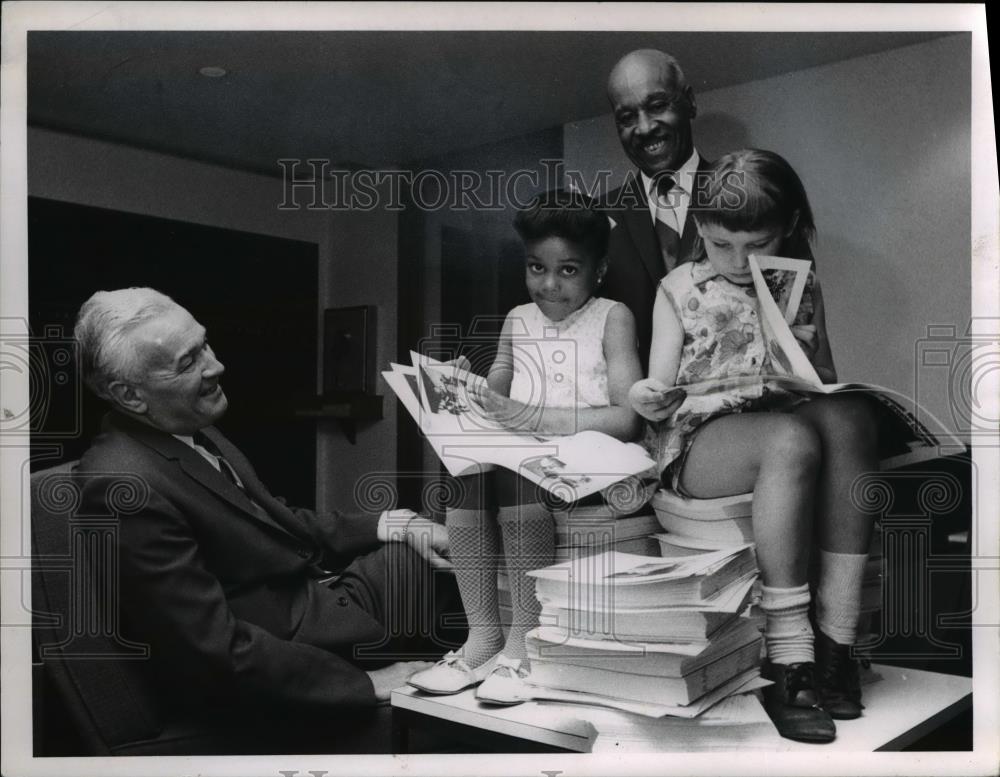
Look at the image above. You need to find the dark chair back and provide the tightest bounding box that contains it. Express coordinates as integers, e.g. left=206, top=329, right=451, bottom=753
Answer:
left=30, top=463, right=392, bottom=755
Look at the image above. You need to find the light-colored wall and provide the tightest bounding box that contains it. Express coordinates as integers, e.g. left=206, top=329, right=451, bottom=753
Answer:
left=27, top=126, right=397, bottom=513
left=564, top=34, right=971, bottom=432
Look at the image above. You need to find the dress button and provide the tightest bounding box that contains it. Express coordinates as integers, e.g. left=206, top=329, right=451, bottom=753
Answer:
left=337, top=596, right=349, bottom=607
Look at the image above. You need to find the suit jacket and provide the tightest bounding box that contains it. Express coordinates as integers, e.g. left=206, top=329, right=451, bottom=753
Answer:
left=598, top=159, right=713, bottom=370
left=78, top=411, right=385, bottom=712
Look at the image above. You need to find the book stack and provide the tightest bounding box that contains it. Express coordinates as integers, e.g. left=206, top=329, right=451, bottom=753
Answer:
left=651, top=490, right=754, bottom=544
left=497, top=503, right=662, bottom=628
left=652, top=489, right=884, bottom=643
left=520, top=545, right=764, bottom=713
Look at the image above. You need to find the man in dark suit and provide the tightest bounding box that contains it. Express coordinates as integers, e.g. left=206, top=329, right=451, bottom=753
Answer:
left=74, top=287, right=464, bottom=715
left=600, top=49, right=710, bottom=369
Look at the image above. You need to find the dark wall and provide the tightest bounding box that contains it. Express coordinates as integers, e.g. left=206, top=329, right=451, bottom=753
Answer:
left=28, top=197, right=318, bottom=506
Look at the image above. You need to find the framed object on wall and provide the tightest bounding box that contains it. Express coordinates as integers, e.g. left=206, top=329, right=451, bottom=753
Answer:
left=323, top=305, right=376, bottom=396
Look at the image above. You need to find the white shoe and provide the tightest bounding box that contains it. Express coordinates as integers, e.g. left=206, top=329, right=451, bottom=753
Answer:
left=407, top=652, right=498, bottom=695
left=475, top=655, right=530, bottom=705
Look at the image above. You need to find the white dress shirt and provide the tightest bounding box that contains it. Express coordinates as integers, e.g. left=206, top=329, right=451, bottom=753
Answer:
left=641, top=149, right=701, bottom=234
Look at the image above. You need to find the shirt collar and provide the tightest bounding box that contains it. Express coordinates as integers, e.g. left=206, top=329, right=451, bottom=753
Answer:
left=641, top=148, right=701, bottom=200
left=173, top=434, right=196, bottom=448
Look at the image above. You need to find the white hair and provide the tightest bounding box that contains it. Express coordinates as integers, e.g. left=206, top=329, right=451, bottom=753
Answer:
left=74, top=287, right=180, bottom=400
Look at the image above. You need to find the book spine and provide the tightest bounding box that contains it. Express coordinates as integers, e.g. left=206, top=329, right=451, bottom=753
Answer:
left=529, top=637, right=761, bottom=705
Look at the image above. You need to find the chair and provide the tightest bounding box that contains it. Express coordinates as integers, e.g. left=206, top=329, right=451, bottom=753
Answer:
left=30, top=462, right=392, bottom=755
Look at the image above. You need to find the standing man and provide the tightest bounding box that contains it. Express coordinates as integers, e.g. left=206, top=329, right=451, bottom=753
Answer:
left=601, top=49, right=711, bottom=368
left=73, top=287, right=464, bottom=720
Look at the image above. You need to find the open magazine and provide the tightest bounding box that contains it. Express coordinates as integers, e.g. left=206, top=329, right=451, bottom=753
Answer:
left=382, top=352, right=655, bottom=499
left=689, top=255, right=967, bottom=468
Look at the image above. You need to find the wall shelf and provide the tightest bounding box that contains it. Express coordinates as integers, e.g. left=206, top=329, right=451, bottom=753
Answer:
left=295, top=394, right=383, bottom=444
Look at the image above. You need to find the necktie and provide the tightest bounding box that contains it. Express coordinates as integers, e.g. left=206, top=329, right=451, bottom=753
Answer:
left=653, top=175, right=681, bottom=274
left=193, top=433, right=245, bottom=489
left=192, top=433, right=272, bottom=522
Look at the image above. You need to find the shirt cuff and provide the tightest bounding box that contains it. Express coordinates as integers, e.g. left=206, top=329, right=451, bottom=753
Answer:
left=376, top=509, right=413, bottom=542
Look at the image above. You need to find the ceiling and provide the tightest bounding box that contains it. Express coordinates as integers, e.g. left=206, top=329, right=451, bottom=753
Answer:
left=27, top=30, right=956, bottom=174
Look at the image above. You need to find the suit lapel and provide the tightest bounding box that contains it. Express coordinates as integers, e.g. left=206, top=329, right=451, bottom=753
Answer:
left=680, top=155, right=713, bottom=263
left=198, top=426, right=307, bottom=540
left=108, top=413, right=299, bottom=539
left=617, top=175, right=665, bottom=284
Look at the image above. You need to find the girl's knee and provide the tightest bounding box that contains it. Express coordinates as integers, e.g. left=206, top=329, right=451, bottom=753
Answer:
left=765, top=415, right=822, bottom=472
left=816, top=395, right=879, bottom=448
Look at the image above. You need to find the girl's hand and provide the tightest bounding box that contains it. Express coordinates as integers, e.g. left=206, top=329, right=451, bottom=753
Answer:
left=468, top=384, right=530, bottom=430
left=629, top=378, right=687, bottom=422
left=791, top=324, right=819, bottom=361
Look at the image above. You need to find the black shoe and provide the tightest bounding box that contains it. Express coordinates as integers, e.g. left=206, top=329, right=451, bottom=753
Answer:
left=761, top=660, right=836, bottom=743
left=815, top=631, right=865, bottom=720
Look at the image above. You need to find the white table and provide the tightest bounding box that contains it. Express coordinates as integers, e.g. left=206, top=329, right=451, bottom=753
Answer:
left=391, top=664, right=972, bottom=753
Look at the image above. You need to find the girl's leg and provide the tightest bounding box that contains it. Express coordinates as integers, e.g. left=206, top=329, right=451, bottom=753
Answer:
left=793, top=395, right=880, bottom=718
left=494, top=473, right=555, bottom=662
left=679, top=412, right=834, bottom=742
left=793, top=395, right=879, bottom=554
left=679, top=412, right=821, bottom=591
left=446, top=472, right=505, bottom=668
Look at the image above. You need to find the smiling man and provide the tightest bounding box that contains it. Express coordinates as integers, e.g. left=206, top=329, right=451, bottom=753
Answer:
left=72, top=287, right=465, bottom=725
left=599, top=49, right=712, bottom=369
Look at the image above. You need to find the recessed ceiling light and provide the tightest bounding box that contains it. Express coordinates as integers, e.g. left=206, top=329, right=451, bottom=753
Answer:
left=199, top=66, right=228, bottom=78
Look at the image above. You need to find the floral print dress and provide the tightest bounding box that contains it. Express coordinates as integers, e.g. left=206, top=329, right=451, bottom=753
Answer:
left=648, top=259, right=817, bottom=492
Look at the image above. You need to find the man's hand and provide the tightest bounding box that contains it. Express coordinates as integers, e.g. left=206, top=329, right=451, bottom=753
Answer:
left=401, top=515, right=452, bottom=570
left=366, top=661, right=435, bottom=701
left=791, top=324, right=819, bottom=361
left=629, top=378, right=686, bottom=422
left=379, top=510, right=452, bottom=570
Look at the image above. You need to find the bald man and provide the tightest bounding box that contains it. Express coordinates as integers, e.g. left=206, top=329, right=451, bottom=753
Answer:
left=599, top=49, right=712, bottom=369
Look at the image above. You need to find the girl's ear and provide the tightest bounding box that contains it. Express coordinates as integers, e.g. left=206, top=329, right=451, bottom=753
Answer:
left=597, top=258, right=609, bottom=285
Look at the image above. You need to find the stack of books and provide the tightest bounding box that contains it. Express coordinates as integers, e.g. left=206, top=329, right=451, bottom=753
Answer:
left=652, top=490, right=883, bottom=642
left=520, top=545, right=764, bottom=713
left=651, top=490, right=754, bottom=544
left=497, top=503, right=662, bottom=628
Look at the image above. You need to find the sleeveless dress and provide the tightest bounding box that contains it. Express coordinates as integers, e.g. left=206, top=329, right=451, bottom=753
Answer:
left=507, top=295, right=616, bottom=410
left=648, top=259, right=817, bottom=493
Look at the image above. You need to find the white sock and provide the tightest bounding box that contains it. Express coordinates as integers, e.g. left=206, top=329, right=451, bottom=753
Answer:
left=817, top=550, right=868, bottom=646
left=760, top=583, right=814, bottom=665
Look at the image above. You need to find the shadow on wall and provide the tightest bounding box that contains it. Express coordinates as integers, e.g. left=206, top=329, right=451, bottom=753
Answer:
left=695, top=112, right=751, bottom=159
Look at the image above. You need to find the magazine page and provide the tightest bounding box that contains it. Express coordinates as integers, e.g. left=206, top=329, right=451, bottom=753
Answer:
left=523, top=669, right=767, bottom=719
left=748, top=254, right=822, bottom=384
left=529, top=545, right=753, bottom=586
left=672, top=373, right=966, bottom=467
left=384, top=359, right=656, bottom=498
left=753, top=254, right=812, bottom=324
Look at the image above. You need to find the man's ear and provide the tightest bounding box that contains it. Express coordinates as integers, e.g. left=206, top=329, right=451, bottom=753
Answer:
left=107, top=381, right=147, bottom=415
left=685, top=86, right=697, bottom=119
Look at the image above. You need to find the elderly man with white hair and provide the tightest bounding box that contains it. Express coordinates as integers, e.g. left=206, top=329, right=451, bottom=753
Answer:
left=73, top=287, right=465, bottom=715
